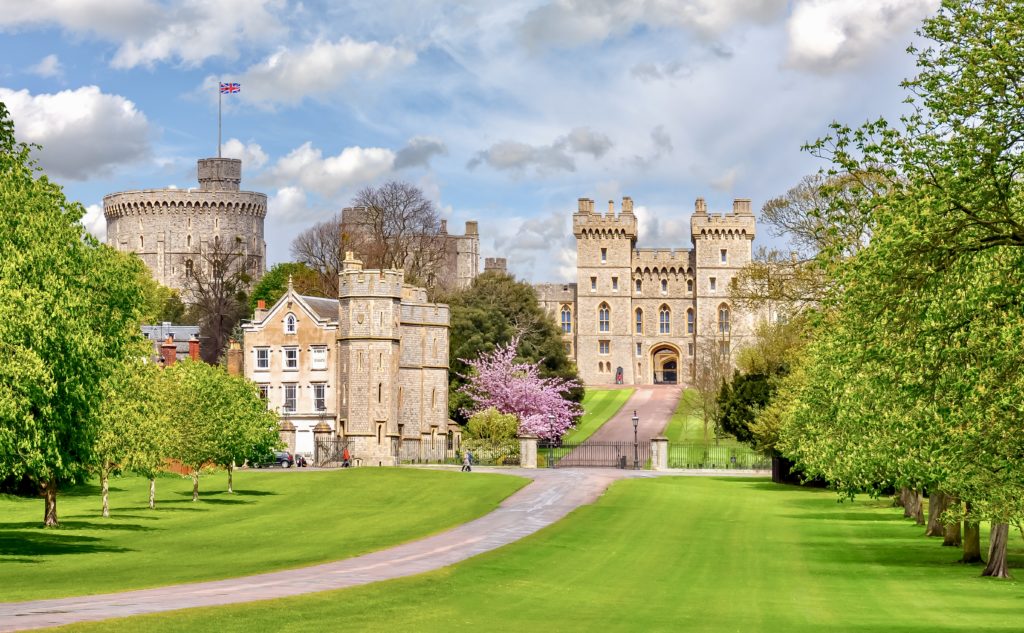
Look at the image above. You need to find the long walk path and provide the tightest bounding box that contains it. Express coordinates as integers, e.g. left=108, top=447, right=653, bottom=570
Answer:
left=0, top=468, right=634, bottom=632
left=585, top=385, right=681, bottom=444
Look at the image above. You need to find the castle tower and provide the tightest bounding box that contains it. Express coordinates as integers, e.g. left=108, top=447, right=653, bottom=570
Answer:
left=690, top=198, right=756, bottom=364
left=573, top=197, right=638, bottom=385
left=336, top=252, right=405, bottom=466
left=103, top=157, right=266, bottom=295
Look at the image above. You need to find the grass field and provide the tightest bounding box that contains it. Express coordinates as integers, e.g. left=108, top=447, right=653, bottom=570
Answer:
left=663, top=388, right=744, bottom=448
left=55, top=476, right=1024, bottom=633
left=0, top=468, right=526, bottom=601
left=562, top=388, right=634, bottom=444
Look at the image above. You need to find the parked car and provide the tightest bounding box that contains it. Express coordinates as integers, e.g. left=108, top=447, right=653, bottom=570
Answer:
left=251, top=450, right=294, bottom=468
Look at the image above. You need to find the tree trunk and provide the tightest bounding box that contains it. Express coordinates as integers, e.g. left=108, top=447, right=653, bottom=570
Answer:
left=981, top=523, right=1010, bottom=578
left=962, top=502, right=983, bottom=564
left=906, top=490, right=925, bottom=525
left=149, top=477, right=156, bottom=510
left=192, top=471, right=199, bottom=502
left=925, top=490, right=947, bottom=537
left=900, top=488, right=913, bottom=517
left=894, top=488, right=907, bottom=508
left=41, top=478, right=59, bottom=527
left=943, top=520, right=962, bottom=547
left=101, top=468, right=110, bottom=518
left=227, top=463, right=233, bottom=494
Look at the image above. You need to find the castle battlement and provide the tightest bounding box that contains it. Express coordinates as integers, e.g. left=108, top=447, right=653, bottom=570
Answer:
left=573, top=197, right=638, bottom=239
left=690, top=197, right=756, bottom=240
left=401, top=302, right=449, bottom=326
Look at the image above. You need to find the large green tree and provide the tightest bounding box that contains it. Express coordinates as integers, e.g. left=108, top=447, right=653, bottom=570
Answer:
left=0, top=103, right=148, bottom=526
left=440, top=271, right=582, bottom=423
left=248, top=261, right=323, bottom=314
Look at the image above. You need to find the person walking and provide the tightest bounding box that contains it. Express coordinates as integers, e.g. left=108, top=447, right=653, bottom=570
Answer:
left=462, top=450, right=472, bottom=472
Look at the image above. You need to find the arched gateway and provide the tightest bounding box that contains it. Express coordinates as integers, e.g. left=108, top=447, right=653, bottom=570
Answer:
left=651, top=343, right=680, bottom=384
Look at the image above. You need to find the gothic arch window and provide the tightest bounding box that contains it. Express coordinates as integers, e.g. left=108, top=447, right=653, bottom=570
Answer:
left=718, top=304, right=730, bottom=334
left=561, top=306, right=572, bottom=333
left=687, top=279, right=693, bottom=293
left=635, top=308, right=644, bottom=334
left=598, top=303, right=610, bottom=332
left=661, top=279, right=668, bottom=294
left=285, top=313, right=297, bottom=334
left=635, top=278, right=642, bottom=293
left=659, top=305, right=671, bottom=334
left=185, top=259, right=194, bottom=278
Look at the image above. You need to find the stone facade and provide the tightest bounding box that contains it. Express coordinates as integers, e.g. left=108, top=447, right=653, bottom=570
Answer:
left=242, top=254, right=455, bottom=465
left=104, top=158, right=266, bottom=294
left=538, top=196, right=759, bottom=386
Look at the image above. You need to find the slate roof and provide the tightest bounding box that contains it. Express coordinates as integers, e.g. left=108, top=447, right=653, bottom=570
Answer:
left=300, top=295, right=339, bottom=321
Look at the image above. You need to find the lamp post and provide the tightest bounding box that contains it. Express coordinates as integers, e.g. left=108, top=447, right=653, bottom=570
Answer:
left=632, top=410, right=639, bottom=470
left=547, top=413, right=556, bottom=468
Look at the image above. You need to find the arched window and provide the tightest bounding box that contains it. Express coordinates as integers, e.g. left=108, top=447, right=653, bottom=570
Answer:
left=687, top=279, right=693, bottom=293
left=687, top=308, right=695, bottom=334
left=139, top=235, right=144, bottom=248
left=185, top=259, right=194, bottom=277
left=598, top=303, right=610, bottom=332
left=635, top=278, right=642, bottom=293
left=661, top=279, right=668, bottom=294
left=377, top=382, right=383, bottom=403
left=285, top=313, right=297, bottom=334
left=659, top=306, right=671, bottom=334
left=718, top=304, right=730, bottom=333
left=635, top=308, right=643, bottom=334
left=561, top=306, right=572, bottom=333
left=187, top=234, right=192, bottom=248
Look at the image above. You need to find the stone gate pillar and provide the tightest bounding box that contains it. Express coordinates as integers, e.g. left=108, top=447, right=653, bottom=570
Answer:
left=651, top=435, right=669, bottom=471
left=279, top=420, right=296, bottom=456
left=518, top=435, right=538, bottom=469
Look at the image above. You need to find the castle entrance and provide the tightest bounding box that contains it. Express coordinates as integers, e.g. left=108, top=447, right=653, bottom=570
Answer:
left=651, top=344, right=680, bottom=384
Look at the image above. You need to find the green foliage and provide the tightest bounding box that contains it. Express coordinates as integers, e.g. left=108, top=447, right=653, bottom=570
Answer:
left=716, top=372, right=771, bottom=445
left=442, top=271, right=582, bottom=422
left=464, top=408, right=518, bottom=442
left=137, top=272, right=192, bottom=325
left=248, top=262, right=323, bottom=314
left=0, top=102, right=147, bottom=524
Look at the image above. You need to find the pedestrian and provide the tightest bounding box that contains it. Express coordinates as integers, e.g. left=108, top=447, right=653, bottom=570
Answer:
left=462, top=450, right=472, bottom=472
left=342, top=446, right=351, bottom=468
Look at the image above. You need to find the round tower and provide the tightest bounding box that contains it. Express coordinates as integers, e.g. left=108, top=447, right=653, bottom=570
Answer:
left=103, top=157, right=267, bottom=295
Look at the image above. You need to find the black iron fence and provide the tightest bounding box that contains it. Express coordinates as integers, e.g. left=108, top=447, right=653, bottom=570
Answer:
left=539, top=440, right=650, bottom=469
left=667, top=443, right=770, bottom=470
left=313, top=437, right=351, bottom=468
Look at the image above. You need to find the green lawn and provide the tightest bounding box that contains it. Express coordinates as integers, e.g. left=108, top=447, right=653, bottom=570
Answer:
left=663, top=388, right=744, bottom=448
left=0, top=468, right=526, bottom=601
left=59, top=476, right=1024, bottom=633
left=562, top=388, right=634, bottom=444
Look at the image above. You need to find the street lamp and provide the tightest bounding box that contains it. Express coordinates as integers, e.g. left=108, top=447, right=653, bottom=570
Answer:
left=547, top=413, right=556, bottom=468
left=632, top=410, right=639, bottom=470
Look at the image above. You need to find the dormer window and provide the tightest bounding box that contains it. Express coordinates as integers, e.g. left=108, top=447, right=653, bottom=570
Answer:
left=285, top=313, right=297, bottom=334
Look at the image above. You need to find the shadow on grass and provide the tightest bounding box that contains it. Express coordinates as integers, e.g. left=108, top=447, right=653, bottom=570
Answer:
left=229, top=489, right=277, bottom=497
left=0, top=520, right=155, bottom=532
left=782, top=512, right=905, bottom=522
left=0, top=531, right=132, bottom=557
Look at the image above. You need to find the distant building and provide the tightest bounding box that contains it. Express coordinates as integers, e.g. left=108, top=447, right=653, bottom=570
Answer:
left=535, top=196, right=762, bottom=386
left=241, top=255, right=456, bottom=463
left=484, top=257, right=508, bottom=274
left=104, top=157, right=267, bottom=295
left=142, top=323, right=200, bottom=364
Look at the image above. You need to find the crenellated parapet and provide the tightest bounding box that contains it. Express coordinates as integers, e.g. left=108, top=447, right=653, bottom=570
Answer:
left=690, top=197, right=756, bottom=241
left=573, top=197, right=638, bottom=240
left=103, top=190, right=267, bottom=219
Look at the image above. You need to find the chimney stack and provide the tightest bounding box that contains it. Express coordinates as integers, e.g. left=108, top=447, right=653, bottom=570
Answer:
left=188, top=335, right=200, bottom=361
left=694, top=197, right=708, bottom=215
left=160, top=335, right=177, bottom=367
left=227, top=339, right=243, bottom=376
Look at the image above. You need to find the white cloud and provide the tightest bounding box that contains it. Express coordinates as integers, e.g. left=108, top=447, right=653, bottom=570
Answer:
left=468, top=126, right=613, bottom=174
left=0, top=85, right=150, bottom=180
left=394, top=136, right=448, bottom=170
left=220, top=138, right=268, bottom=170
left=29, top=54, right=62, bottom=78
left=265, top=142, right=395, bottom=197
left=519, top=0, right=787, bottom=50
left=82, top=203, right=106, bottom=241
left=232, top=37, right=416, bottom=105
left=0, top=0, right=287, bottom=69
left=490, top=211, right=577, bottom=281
left=268, top=186, right=312, bottom=223
left=786, top=0, right=939, bottom=71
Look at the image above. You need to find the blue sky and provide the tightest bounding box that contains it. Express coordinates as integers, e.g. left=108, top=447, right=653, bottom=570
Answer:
left=0, top=0, right=938, bottom=281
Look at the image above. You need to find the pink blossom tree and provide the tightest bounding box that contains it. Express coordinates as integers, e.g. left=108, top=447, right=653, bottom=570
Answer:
left=460, top=336, right=582, bottom=440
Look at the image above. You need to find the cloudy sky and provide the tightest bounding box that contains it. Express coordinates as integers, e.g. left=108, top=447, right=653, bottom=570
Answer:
left=0, top=0, right=938, bottom=282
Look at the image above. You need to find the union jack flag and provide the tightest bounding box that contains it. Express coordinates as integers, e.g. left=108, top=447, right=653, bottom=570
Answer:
left=219, top=82, right=240, bottom=94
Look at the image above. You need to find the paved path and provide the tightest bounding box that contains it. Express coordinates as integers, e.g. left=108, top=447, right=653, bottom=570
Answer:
left=0, top=468, right=636, bottom=632
left=586, top=385, right=682, bottom=444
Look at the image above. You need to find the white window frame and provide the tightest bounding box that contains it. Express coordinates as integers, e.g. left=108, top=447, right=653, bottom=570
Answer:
left=255, top=347, right=269, bottom=370
left=311, top=347, right=327, bottom=370
left=313, top=384, right=326, bottom=411
left=284, top=347, right=299, bottom=370
left=283, top=384, right=297, bottom=413
left=285, top=313, right=297, bottom=334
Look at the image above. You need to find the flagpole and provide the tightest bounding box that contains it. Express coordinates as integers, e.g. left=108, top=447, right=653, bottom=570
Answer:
left=217, top=82, right=222, bottom=158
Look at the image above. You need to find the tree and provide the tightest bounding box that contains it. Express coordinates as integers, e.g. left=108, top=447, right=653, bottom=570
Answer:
left=137, top=272, right=192, bottom=325
left=290, top=215, right=343, bottom=297
left=442, top=271, right=581, bottom=423
left=345, top=181, right=448, bottom=287
left=459, top=337, right=582, bottom=440
left=92, top=359, right=166, bottom=517
left=164, top=360, right=278, bottom=500
left=0, top=103, right=147, bottom=526
left=183, top=237, right=254, bottom=363
left=249, top=262, right=323, bottom=314
left=688, top=338, right=731, bottom=443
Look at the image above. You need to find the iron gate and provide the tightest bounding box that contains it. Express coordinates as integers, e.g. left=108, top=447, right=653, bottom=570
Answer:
left=313, top=437, right=351, bottom=467
left=539, top=441, right=651, bottom=469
